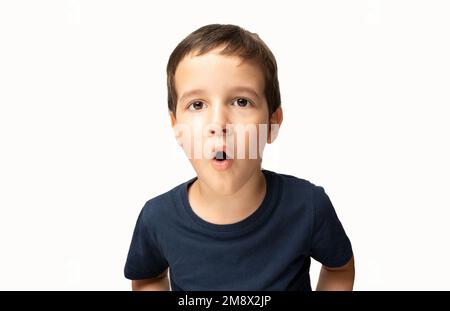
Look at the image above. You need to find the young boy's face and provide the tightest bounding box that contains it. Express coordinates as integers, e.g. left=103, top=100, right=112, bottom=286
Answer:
left=170, top=47, right=280, bottom=194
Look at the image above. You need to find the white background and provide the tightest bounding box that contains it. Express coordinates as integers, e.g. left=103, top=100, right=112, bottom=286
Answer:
left=0, top=0, right=449, bottom=290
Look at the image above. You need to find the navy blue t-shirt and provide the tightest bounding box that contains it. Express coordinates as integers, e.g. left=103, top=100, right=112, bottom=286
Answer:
left=124, top=169, right=353, bottom=291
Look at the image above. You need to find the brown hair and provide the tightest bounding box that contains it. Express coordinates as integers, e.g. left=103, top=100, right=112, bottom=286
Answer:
left=166, top=24, right=281, bottom=117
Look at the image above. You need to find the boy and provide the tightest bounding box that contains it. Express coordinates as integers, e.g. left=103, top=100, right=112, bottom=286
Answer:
left=124, top=24, right=354, bottom=291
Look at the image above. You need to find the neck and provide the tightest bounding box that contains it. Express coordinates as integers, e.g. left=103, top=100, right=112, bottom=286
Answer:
left=189, top=167, right=267, bottom=224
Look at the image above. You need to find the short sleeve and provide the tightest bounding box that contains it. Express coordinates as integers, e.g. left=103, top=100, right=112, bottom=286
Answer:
left=310, top=186, right=353, bottom=268
left=124, top=204, right=168, bottom=279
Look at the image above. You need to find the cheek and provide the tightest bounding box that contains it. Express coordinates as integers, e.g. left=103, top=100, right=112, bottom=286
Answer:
left=228, top=124, right=268, bottom=160
left=191, top=117, right=204, bottom=135
left=250, top=113, right=270, bottom=158
left=191, top=117, right=207, bottom=153
left=183, top=117, right=211, bottom=160
left=177, top=115, right=205, bottom=141
left=239, top=112, right=270, bottom=142
left=239, top=106, right=269, bottom=125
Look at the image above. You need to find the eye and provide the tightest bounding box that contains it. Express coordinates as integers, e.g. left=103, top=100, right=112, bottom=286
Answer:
left=232, top=97, right=252, bottom=108
left=187, top=101, right=205, bottom=111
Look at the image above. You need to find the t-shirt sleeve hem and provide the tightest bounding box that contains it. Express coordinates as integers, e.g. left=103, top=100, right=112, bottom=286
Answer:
left=318, top=245, right=354, bottom=268
left=124, top=266, right=167, bottom=280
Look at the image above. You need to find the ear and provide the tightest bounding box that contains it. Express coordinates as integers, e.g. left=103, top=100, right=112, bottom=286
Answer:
left=170, top=111, right=183, bottom=147
left=169, top=111, right=176, bottom=128
left=267, top=106, right=283, bottom=144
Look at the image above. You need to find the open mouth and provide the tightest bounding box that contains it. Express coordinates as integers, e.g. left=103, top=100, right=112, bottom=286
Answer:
left=214, top=151, right=228, bottom=161
left=211, top=150, right=232, bottom=171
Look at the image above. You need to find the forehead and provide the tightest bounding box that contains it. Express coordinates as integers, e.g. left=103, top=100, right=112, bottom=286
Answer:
left=174, top=48, right=265, bottom=98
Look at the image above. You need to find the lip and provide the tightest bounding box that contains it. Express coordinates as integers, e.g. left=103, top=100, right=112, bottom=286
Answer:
left=209, top=144, right=233, bottom=171
left=211, top=157, right=233, bottom=171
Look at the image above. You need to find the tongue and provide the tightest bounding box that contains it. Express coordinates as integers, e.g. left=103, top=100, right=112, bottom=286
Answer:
left=215, top=151, right=226, bottom=161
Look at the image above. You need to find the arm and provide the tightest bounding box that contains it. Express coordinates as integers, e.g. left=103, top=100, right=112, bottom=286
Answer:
left=131, top=268, right=170, bottom=291
left=315, top=256, right=355, bottom=291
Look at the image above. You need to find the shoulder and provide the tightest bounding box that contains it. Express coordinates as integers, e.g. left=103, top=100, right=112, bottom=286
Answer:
left=269, top=169, right=323, bottom=199
left=276, top=174, right=339, bottom=227
left=139, top=179, right=189, bottom=222
left=268, top=170, right=334, bottom=218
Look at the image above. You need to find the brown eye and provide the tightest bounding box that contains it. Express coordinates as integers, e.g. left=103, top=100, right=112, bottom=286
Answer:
left=188, top=101, right=205, bottom=111
left=232, top=98, right=251, bottom=107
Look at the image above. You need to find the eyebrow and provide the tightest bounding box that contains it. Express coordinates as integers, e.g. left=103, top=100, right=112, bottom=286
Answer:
left=179, top=86, right=261, bottom=103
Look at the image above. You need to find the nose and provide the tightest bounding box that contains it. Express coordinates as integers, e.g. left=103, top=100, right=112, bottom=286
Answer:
left=208, top=127, right=228, bottom=136
left=206, top=103, right=230, bottom=137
